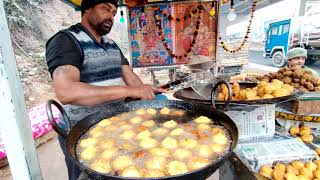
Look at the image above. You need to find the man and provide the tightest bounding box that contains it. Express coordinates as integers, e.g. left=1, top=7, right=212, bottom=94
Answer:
left=45, top=0, right=164, bottom=179
left=287, top=47, right=318, bottom=77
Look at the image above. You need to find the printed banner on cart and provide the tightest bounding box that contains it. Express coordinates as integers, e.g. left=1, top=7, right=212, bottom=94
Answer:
left=129, top=2, right=216, bottom=67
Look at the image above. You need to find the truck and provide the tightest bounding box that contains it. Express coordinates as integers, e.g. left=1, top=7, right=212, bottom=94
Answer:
left=264, top=14, right=320, bottom=67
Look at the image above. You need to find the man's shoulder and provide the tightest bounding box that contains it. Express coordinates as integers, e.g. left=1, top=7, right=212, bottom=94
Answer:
left=46, top=24, right=81, bottom=45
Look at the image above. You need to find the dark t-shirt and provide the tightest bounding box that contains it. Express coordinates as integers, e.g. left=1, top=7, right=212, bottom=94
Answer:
left=46, top=31, right=129, bottom=77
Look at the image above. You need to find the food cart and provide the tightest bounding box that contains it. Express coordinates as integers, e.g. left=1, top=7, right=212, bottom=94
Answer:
left=1, top=0, right=320, bottom=179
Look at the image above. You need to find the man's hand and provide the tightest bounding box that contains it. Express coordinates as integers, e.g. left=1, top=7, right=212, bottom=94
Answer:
left=129, top=85, right=166, bottom=100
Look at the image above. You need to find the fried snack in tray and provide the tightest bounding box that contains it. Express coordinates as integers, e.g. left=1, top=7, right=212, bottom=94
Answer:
left=257, top=67, right=320, bottom=92
left=259, top=160, right=320, bottom=180
left=217, top=80, right=294, bottom=101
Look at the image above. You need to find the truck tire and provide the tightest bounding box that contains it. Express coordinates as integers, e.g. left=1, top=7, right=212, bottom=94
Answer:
left=272, top=51, right=286, bottom=67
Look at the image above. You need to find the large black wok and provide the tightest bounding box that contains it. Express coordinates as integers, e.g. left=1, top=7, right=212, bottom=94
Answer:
left=46, top=81, right=238, bottom=180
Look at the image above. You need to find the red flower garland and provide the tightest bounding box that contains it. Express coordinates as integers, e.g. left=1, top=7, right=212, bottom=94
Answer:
left=154, top=6, right=203, bottom=60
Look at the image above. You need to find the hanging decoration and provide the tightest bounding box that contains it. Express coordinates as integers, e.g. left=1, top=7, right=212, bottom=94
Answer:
left=154, top=5, right=203, bottom=60
left=227, top=0, right=236, bottom=22
left=120, top=9, right=125, bottom=23
left=153, top=5, right=202, bottom=23
left=219, top=0, right=257, bottom=53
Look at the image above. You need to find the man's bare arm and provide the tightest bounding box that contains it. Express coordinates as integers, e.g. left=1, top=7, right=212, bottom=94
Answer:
left=122, top=65, right=144, bottom=87
left=52, top=65, right=145, bottom=106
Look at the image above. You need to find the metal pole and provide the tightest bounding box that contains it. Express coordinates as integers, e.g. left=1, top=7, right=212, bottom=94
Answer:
left=213, top=0, right=220, bottom=77
left=0, top=0, right=42, bottom=179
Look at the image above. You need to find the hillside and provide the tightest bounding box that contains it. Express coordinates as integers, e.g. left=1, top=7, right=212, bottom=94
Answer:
left=4, top=0, right=80, bottom=108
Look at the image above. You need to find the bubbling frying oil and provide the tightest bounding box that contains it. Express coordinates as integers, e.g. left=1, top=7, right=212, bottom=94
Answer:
left=76, top=107, right=231, bottom=178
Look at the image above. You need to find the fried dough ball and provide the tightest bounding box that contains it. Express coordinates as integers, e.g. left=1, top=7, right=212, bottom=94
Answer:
left=160, top=107, right=171, bottom=115
left=121, top=143, right=132, bottom=151
left=316, top=148, right=320, bottom=156
left=282, top=84, right=294, bottom=92
left=194, top=116, right=211, bottom=124
left=293, top=78, right=301, bottom=83
left=173, top=149, right=192, bottom=160
left=272, top=79, right=284, bottom=87
left=121, top=124, right=133, bottom=130
left=305, top=82, right=315, bottom=91
left=130, top=116, right=143, bottom=124
left=90, top=159, right=111, bottom=174
left=314, top=159, right=320, bottom=167
left=301, top=134, right=313, bottom=143
left=113, top=156, right=133, bottom=171
left=274, top=163, right=286, bottom=172
left=79, top=138, right=97, bottom=148
left=264, top=85, right=277, bottom=94
left=161, top=137, right=178, bottom=149
left=289, top=127, right=300, bottom=136
left=293, top=68, right=304, bottom=78
left=210, top=144, right=226, bottom=153
left=136, top=130, right=152, bottom=140
left=212, top=133, right=228, bottom=145
left=105, top=125, right=117, bottom=132
left=239, top=89, right=247, bottom=100
left=179, top=139, right=198, bottom=149
left=98, top=139, right=116, bottom=150
left=170, top=128, right=185, bottom=136
left=172, top=110, right=185, bottom=116
left=221, top=84, right=228, bottom=96
left=142, top=120, right=155, bottom=128
left=120, top=130, right=136, bottom=140
left=291, top=83, right=300, bottom=88
left=297, top=175, right=310, bottom=180
left=150, top=147, right=170, bottom=157
left=272, top=166, right=285, bottom=180
left=89, top=126, right=104, bottom=138
left=101, top=147, right=117, bottom=160
left=217, top=93, right=225, bottom=101
left=305, top=161, right=317, bottom=172
left=109, top=116, right=119, bottom=121
left=146, top=156, right=167, bottom=170
left=283, top=70, right=293, bottom=76
left=283, top=76, right=293, bottom=84
left=187, top=158, right=210, bottom=171
left=299, top=168, right=313, bottom=179
left=98, top=119, right=112, bottom=127
left=211, top=127, right=225, bottom=135
left=144, top=170, right=165, bottom=178
left=258, top=81, right=269, bottom=88
left=197, top=124, right=211, bottom=131
left=286, top=165, right=299, bottom=176
left=80, top=146, right=96, bottom=160
left=197, top=145, right=213, bottom=158
left=259, top=165, right=273, bottom=179
left=314, top=169, right=320, bottom=179
left=121, top=166, right=142, bottom=177
left=153, top=128, right=169, bottom=136
left=300, top=126, right=311, bottom=135
left=146, top=108, right=157, bottom=115
left=163, top=120, right=178, bottom=128
left=273, top=88, right=290, bottom=97
left=285, top=172, right=299, bottom=180
left=262, top=94, right=274, bottom=99
left=140, top=137, right=158, bottom=149
left=136, top=108, right=146, bottom=115
left=245, top=90, right=257, bottom=100
left=168, top=161, right=188, bottom=176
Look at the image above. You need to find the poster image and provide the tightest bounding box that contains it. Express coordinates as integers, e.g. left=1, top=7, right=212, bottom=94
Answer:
left=129, top=5, right=173, bottom=67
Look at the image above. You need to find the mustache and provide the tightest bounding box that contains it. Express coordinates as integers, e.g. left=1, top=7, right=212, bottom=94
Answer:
left=103, top=19, right=113, bottom=25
